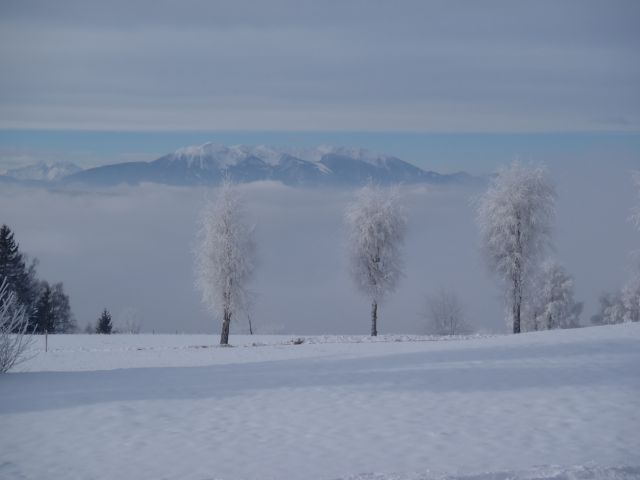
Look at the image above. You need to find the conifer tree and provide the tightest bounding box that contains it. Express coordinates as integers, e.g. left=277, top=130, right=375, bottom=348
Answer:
left=96, top=309, right=113, bottom=334
left=0, top=225, right=38, bottom=323
left=33, top=282, right=55, bottom=333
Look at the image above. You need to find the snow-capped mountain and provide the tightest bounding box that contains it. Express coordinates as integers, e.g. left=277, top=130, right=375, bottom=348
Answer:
left=5, top=161, right=83, bottom=182
left=63, top=143, right=479, bottom=187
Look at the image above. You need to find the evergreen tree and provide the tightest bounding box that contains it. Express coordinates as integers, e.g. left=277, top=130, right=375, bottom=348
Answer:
left=31, top=281, right=76, bottom=333
left=50, top=282, right=76, bottom=333
left=96, top=309, right=113, bottom=334
left=33, top=282, right=55, bottom=333
left=0, top=225, right=39, bottom=326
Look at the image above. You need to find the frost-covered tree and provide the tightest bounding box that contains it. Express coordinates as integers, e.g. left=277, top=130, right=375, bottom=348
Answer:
left=623, top=172, right=640, bottom=323
left=476, top=162, right=555, bottom=334
left=424, top=289, right=471, bottom=336
left=0, top=277, right=33, bottom=373
left=195, top=181, right=256, bottom=345
left=533, top=261, right=582, bottom=330
left=621, top=275, right=640, bottom=323
left=591, top=292, right=625, bottom=325
left=345, top=183, right=406, bottom=336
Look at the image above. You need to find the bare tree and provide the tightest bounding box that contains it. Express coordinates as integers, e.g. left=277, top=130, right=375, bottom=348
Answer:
left=195, top=181, right=256, bottom=345
left=345, top=183, right=406, bottom=336
left=424, top=289, right=471, bottom=336
left=476, top=162, right=555, bottom=334
left=0, top=277, right=33, bottom=373
left=116, top=307, right=142, bottom=334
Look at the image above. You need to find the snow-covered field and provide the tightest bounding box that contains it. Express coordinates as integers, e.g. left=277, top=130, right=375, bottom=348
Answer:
left=1, top=324, right=639, bottom=480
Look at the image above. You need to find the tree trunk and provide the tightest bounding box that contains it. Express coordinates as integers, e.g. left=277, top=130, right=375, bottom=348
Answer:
left=247, top=313, right=253, bottom=335
left=371, top=300, right=378, bottom=336
left=220, top=307, right=231, bottom=345
left=512, top=276, right=521, bottom=334
left=513, top=217, right=522, bottom=334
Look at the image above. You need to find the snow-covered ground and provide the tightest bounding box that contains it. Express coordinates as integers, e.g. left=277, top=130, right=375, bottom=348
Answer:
left=1, top=324, right=639, bottom=479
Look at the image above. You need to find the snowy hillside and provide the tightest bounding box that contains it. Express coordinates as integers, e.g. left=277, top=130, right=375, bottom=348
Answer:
left=1, top=324, right=638, bottom=479
left=4, top=161, right=82, bottom=182
left=63, top=142, right=480, bottom=187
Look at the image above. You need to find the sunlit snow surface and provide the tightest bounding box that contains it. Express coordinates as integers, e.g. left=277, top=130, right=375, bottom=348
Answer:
left=1, top=324, right=639, bottom=479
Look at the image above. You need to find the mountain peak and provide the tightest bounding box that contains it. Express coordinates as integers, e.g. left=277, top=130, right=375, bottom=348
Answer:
left=61, top=143, right=481, bottom=188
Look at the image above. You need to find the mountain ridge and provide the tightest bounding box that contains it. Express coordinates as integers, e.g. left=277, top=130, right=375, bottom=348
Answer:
left=5, top=144, right=482, bottom=188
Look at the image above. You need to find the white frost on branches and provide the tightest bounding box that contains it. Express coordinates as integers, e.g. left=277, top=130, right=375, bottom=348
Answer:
left=476, top=161, right=556, bottom=333
left=0, top=277, right=33, bottom=373
left=345, top=183, right=406, bottom=336
left=532, top=261, right=582, bottom=330
left=591, top=292, right=626, bottom=325
left=621, top=172, right=640, bottom=323
left=424, top=289, right=471, bottom=336
left=194, top=181, right=255, bottom=344
left=621, top=275, right=640, bottom=323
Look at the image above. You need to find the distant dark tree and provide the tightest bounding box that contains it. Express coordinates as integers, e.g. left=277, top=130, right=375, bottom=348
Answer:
left=50, top=282, right=76, bottom=333
left=0, top=225, right=39, bottom=325
left=84, top=322, right=94, bottom=334
left=96, top=309, right=113, bottom=334
left=33, top=282, right=55, bottom=333
left=32, top=281, right=76, bottom=333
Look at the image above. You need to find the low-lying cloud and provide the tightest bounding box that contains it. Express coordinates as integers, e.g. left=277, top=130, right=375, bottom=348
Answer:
left=1, top=159, right=637, bottom=335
